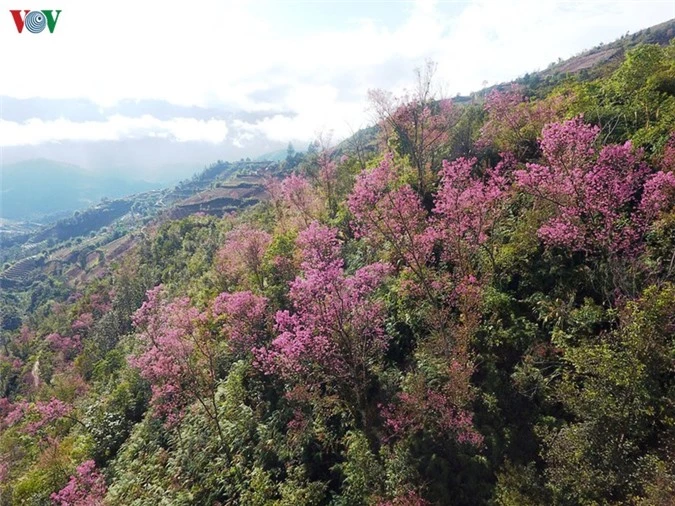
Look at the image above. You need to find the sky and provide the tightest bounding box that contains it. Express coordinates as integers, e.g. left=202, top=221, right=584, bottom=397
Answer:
left=0, top=0, right=673, bottom=181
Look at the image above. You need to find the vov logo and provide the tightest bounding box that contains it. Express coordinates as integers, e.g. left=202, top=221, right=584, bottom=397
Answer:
left=10, top=9, right=61, bottom=33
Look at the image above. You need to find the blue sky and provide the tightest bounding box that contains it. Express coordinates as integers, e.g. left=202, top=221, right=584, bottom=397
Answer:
left=0, top=0, right=673, bottom=179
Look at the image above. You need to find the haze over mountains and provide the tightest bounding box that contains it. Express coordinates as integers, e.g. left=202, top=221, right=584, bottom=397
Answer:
left=0, top=97, right=309, bottom=223
left=0, top=159, right=161, bottom=221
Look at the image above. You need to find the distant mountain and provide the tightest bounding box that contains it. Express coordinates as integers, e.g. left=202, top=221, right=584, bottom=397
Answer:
left=0, top=158, right=279, bottom=283
left=253, top=149, right=288, bottom=162
left=0, top=159, right=161, bottom=221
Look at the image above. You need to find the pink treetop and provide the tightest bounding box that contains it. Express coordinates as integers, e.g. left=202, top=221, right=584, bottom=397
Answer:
left=317, top=150, right=338, bottom=190
left=24, top=398, right=74, bottom=435
left=377, top=491, right=431, bottom=506
left=212, top=291, right=268, bottom=356
left=381, top=387, right=483, bottom=447
left=369, top=62, right=456, bottom=193
left=18, top=325, right=35, bottom=345
left=255, top=222, right=391, bottom=425
left=2, top=397, right=75, bottom=435
left=478, top=85, right=567, bottom=157
left=71, top=313, right=94, bottom=333
left=348, top=154, right=434, bottom=270
left=267, top=174, right=324, bottom=230
left=639, top=170, right=675, bottom=221
left=432, top=154, right=510, bottom=265
left=389, top=97, right=453, bottom=168
left=480, top=86, right=526, bottom=147
left=660, top=133, right=675, bottom=171
left=46, top=333, right=82, bottom=360
left=51, top=460, right=106, bottom=506
left=129, top=285, right=202, bottom=425
left=2, top=400, right=28, bottom=428
left=88, top=292, right=112, bottom=315
left=515, top=117, right=653, bottom=254
left=0, top=397, right=11, bottom=419
left=537, top=116, right=599, bottom=169
left=216, top=225, right=272, bottom=292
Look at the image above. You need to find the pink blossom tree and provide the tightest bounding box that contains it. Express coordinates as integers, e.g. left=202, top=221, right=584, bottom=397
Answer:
left=378, top=490, right=431, bottom=506
left=129, top=285, right=212, bottom=429
left=432, top=154, right=511, bottom=275
left=348, top=153, right=493, bottom=449
left=212, top=290, right=268, bottom=358
left=71, top=313, right=94, bottom=334
left=639, top=170, right=675, bottom=223
left=307, top=139, right=341, bottom=217
left=369, top=60, right=456, bottom=194
left=255, top=222, right=392, bottom=434
left=216, top=225, right=272, bottom=292
left=514, top=117, right=650, bottom=254
left=348, top=154, right=435, bottom=295
left=46, top=333, right=82, bottom=361
left=381, top=273, right=484, bottom=448
left=24, top=398, right=75, bottom=436
left=2, top=397, right=84, bottom=452
left=129, top=285, right=269, bottom=439
left=382, top=384, right=482, bottom=447
left=51, top=460, right=106, bottom=506
left=478, top=85, right=567, bottom=159
left=659, top=133, right=675, bottom=171
left=2, top=399, right=29, bottom=429
left=266, top=174, right=324, bottom=231
left=639, top=169, right=675, bottom=277
left=88, top=292, right=113, bottom=317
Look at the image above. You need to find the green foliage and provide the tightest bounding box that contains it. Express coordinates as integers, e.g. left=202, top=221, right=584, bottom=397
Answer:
left=539, top=284, right=675, bottom=504
left=332, top=431, right=384, bottom=505
left=559, top=41, right=675, bottom=155
left=147, top=215, right=223, bottom=296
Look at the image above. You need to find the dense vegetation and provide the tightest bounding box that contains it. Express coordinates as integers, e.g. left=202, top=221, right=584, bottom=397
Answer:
left=1, top=41, right=674, bottom=505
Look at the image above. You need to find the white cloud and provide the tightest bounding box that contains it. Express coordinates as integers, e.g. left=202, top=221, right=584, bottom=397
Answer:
left=232, top=84, right=369, bottom=144
left=0, top=115, right=229, bottom=146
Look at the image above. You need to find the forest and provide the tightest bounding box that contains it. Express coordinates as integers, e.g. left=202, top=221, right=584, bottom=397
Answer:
left=0, top=40, right=674, bottom=505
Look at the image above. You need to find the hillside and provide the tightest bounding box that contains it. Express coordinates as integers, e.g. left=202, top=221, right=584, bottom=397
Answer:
left=0, top=27, right=674, bottom=506
left=0, top=159, right=281, bottom=291
left=541, top=18, right=675, bottom=77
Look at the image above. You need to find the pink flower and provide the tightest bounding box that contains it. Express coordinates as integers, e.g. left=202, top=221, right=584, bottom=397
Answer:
left=3, top=400, right=28, bottom=428
left=71, top=313, right=94, bottom=332
left=433, top=154, right=509, bottom=262
left=478, top=85, right=567, bottom=156
left=129, top=286, right=202, bottom=425
left=212, top=291, right=268, bottom=356
left=515, top=117, right=653, bottom=254
left=267, top=174, right=324, bottom=229
left=639, top=170, right=675, bottom=221
left=254, top=222, right=392, bottom=424
left=51, top=460, right=106, bottom=506
left=46, top=333, right=82, bottom=360
left=348, top=154, right=434, bottom=273
left=216, top=226, right=271, bottom=291
left=25, top=398, right=73, bottom=435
